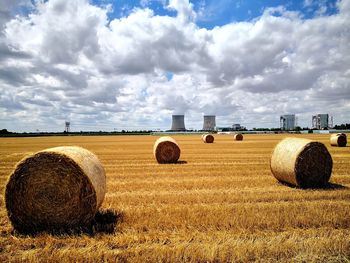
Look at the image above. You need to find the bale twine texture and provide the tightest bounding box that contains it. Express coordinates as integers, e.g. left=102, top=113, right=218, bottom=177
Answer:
left=5, top=146, right=106, bottom=233
left=153, top=136, right=180, bottom=163
left=202, top=134, right=214, bottom=143
left=234, top=133, right=243, bottom=141
left=270, top=137, right=332, bottom=188
left=330, top=133, right=347, bottom=147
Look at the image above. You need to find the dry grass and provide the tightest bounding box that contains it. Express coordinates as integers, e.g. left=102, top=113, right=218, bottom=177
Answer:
left=0, top=134, right=349, bottom=262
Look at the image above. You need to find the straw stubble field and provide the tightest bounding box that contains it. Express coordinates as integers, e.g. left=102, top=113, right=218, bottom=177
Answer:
left=0, top=134, right=349, bottom=262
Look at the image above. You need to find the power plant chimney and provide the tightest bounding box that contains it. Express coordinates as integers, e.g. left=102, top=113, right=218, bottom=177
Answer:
left=171, top=115, right=186, bottom=131
left=202, top=115, right=216, bottom=131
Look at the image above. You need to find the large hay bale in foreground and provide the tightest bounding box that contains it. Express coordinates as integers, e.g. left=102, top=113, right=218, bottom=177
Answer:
left=153, top=136, right=180, bottom=163
left=270, top=137, right=332, bottom=188
left=202, top=134, right=214, bottom=143
left=330, top=133, right=347, bottom=147
left=234, top=133, right=243, bottom=141
left=5, top=146, right=106, bottom=233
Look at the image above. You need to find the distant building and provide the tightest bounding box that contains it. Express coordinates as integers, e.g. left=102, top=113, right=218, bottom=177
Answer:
left=312, top=114, right=329, bottom=129
left=216, top=127, right=232, bottom=132
left=202, top=115, right=216, bottom=131
left=232, top=124, right=242, bottom=130
left=216, top=124, right=245, bottom=132
left=280, top=115, right=296, bottom=130
left=171, top=115, right=186, bottom=131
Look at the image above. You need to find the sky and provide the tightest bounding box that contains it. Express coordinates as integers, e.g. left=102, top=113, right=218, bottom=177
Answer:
left=0, top=0, right=349, bottom=132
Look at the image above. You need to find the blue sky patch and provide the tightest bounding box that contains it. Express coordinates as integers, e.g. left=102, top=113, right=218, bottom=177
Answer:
left=92, top=0, right=339, bottom=29
left=165, top=71, right=174, bottom=81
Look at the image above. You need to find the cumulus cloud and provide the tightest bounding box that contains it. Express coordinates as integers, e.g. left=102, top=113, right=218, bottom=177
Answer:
left=0, top=0, right=349, bottom=131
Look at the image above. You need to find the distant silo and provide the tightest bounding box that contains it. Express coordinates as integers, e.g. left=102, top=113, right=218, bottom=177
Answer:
left=171, top=115, right=186, bottom=131
left=202, top=115, right=216, bottom=131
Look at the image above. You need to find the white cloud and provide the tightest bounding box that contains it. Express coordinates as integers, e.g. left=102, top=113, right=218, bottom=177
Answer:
left=167, top=0, right=196, bottom=23
left=0, top=0, right=349, bottom=132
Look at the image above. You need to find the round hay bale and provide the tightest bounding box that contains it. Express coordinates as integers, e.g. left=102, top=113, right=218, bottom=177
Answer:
left=270, top=137, right=332, bottom=188
left=234, top=133, right=243, bottom=141
left=153, top=136, right=180, bottom=163
left=202, top=134, right=214, bottom=143
left=5, top=146, right=106, bottom=233
left=330, top=133, right=347, bottom=147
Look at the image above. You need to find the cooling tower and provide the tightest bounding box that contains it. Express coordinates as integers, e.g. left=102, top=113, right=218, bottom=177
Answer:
left=171, top=115, right=186, bottom=131
left=203, top=115, right=216, bottom=131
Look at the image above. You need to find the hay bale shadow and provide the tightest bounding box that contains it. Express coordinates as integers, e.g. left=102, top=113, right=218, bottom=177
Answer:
left=158, top=160, right=187, bottom=164
left=90, top=209, right=124, bottom=235
left=318, top=182, right=348, bottom=190
left=11, top=209, right=123, bottom=237
left=278, top=181, right=347, bottom=190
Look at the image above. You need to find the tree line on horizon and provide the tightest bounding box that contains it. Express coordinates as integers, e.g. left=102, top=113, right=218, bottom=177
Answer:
left=0, top=124, right=349, bottom=136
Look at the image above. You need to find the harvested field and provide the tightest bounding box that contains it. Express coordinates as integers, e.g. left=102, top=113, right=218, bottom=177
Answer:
left=0, top=134, right=349, bottom=262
